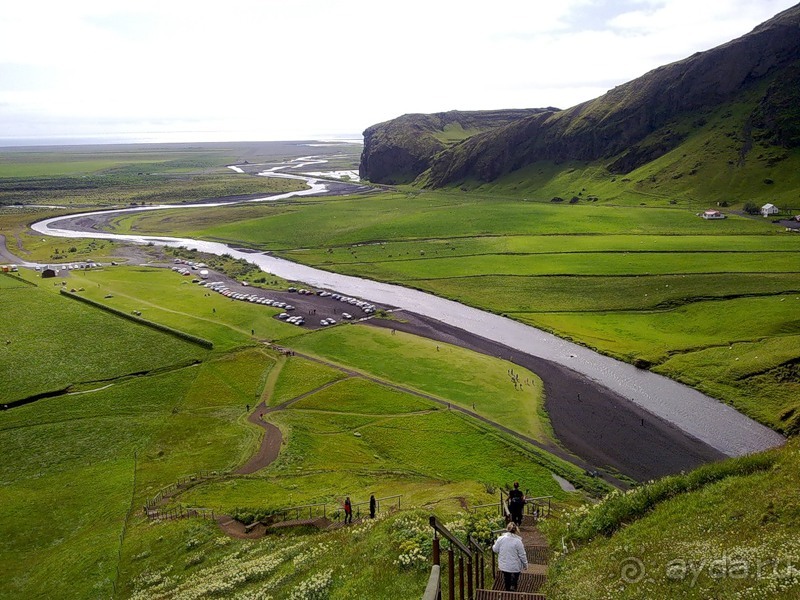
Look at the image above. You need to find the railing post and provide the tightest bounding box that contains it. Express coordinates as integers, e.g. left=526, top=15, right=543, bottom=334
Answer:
left=433, top=535, right=441, bottom=566
left=458, top=555, right=464, bottom=600
left=467, top=557, right=473, bottom=599
left=448, top=547, right=455, bottom=600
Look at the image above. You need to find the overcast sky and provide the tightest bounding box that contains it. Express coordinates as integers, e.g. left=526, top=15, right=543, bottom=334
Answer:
left=0, top=0, right=796, bottom=144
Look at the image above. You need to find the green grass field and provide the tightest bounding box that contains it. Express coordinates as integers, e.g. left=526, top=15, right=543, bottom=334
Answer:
left=0, top=141, right=361, bottom=209
left=0, top=280, right=207, bottom=402
left=0, top=345, right=273, bottom=599
left=285, top=325, right=551, bottom=444
left=50, top=266, right=301, bottom=352
left=105, top=192, right=781, bottom=249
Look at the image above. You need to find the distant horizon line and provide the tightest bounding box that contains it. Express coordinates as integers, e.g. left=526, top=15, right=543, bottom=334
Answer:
left=0, top=133, right=364, bottom=149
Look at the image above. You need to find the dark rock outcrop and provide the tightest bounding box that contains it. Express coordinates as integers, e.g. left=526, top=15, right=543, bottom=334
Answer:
left=358, top=109, right=553, bottom=184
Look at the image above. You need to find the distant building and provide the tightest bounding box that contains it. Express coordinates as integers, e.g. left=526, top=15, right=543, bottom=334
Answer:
left=702, top=209, right=725, bottom=219
left=761, top=203, right=779, bottom=217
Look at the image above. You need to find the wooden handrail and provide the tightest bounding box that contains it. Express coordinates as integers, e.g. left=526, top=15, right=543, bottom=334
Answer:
left=429, top=516, right=471, bottom=557
left=499, top=490, right=511, bottom=520
left=350, top=494, right=401, bottom=512
left=421, top=565, right=441, bottom=600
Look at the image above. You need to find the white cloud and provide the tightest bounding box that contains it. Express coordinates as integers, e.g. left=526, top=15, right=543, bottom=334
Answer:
left=0, top=0, right=795, bottom=142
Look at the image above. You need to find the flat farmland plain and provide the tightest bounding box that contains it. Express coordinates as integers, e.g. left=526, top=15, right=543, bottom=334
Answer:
left=112, top=191, right=800, bottom=434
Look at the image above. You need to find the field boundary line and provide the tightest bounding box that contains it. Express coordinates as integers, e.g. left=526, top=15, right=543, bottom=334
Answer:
left=59, top=289, right=214, bottom=349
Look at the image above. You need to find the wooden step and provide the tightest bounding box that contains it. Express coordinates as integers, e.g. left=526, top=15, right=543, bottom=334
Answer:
left=492, top=572, right=546, bottom=594
left=475, top=590, right=546, bottom=600
left=325, top=516, right=363, bottom=530
left=267, top=516, right=328, bottom=530
left=525, top=544, right=552, bottom=565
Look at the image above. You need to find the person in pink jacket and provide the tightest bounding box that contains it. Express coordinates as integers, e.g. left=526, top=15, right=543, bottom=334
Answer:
left=492, top=522, right=528, bottom=591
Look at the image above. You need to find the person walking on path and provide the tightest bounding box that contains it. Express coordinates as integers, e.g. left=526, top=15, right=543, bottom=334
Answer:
left=369, top=494, right=376, bottom=519
left=343, top=497, right=352, bottom=524
left=493, top=522, right=528, bottom=592
left=508, top=481, right=525, bottom=526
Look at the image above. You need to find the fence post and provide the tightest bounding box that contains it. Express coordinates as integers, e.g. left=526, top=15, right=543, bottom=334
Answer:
left=433, top=535, right=441, bottom=566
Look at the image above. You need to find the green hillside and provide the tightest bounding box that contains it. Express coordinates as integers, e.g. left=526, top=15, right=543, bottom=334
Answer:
left=471, top=92, right=800, bottom=209
left=542, top=440, right=800, bottom=599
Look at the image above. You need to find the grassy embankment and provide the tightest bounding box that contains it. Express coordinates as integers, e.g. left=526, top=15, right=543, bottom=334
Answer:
left=117, top=188, right=800, bottom=434
left=1, top=266, right=586, bottom=599
left=540, top=439, right=800, bottom=599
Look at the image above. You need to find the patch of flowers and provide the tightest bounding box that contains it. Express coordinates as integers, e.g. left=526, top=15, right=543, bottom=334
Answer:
left=130, top=540, right=306, bottom=600
left=390, top=512, right=432, bottom=571
left=293, top=542, right=331, bottom=569
left=288, top=569, right=334, bottom=600
left=233, top=589, right=274, bottom=600
left=445, top=512, right=505, bottom=547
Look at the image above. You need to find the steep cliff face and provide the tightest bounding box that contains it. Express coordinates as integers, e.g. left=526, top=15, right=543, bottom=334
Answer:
left=423, top=4, right=800, bottom=187
left=358, top=109, right=552, bottom=184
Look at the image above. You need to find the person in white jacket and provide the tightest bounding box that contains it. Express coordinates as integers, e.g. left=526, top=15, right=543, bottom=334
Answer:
left=492, top=522, right=528, bottom=591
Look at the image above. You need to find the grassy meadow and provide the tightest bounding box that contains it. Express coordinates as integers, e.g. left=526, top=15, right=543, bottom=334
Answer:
left=1, top=261, right=583, bottom=599
left=0, top=274, right=207, bottom=402
left=0, top=346, right=273, bottom=599
left=0, top=142, right=351, bottom=208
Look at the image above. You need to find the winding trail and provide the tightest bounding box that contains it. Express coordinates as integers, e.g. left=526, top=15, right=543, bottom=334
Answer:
left=235, top=348, right=630, bottom=488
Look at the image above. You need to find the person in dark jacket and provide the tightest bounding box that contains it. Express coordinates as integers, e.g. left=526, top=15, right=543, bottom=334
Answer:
left=508, top=481, right=525, bottom=525
left=369, top=494, right=376, bottom=519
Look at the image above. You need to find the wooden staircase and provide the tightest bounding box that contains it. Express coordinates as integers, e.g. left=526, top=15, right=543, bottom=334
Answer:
left=423, top=508, right=552, bottom=600
left=475, top=515, right=551, bottom=600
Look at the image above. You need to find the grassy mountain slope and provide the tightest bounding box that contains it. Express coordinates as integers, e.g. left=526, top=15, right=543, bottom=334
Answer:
left=359, top=4, right=800, bottom=206
left=469, top=91, right=800, bottom=208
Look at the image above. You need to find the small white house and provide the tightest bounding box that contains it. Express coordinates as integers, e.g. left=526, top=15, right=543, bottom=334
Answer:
left=761, top=203, right=779, bottom=217
left=702, top=209, right=725, bottom=220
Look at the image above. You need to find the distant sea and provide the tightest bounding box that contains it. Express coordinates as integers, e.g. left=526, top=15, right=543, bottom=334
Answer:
left=0, top=133, right=362, bottom=148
